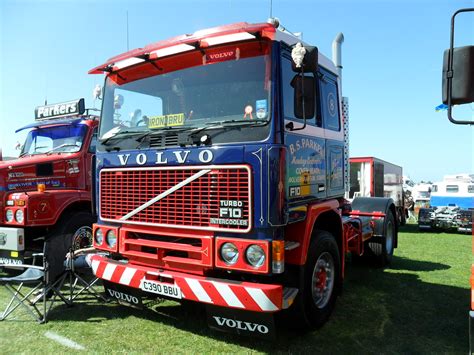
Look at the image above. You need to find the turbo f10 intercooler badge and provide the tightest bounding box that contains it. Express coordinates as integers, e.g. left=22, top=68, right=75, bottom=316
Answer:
left=210, top=200, right=248, bottom=227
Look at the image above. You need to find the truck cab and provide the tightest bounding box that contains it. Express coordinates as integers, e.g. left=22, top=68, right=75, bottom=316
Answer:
left=0, top=98, right=98, bottom=274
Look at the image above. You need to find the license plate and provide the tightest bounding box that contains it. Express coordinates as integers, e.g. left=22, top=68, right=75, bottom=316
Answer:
left=139, top=279, right=182, bottom=299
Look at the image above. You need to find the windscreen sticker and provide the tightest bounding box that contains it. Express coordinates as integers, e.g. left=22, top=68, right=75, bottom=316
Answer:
left=148, top=113, right=185, bottom=129
left=256, top=100, right=267, bottom=119
left=243, top=105, right=253, bottom=119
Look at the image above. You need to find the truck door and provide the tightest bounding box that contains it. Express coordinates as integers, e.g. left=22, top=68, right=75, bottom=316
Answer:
left=281, top=53, right=327, bottom=204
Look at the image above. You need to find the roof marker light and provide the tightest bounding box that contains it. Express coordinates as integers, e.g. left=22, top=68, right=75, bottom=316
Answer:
left=149, top=43, right=196, bottom=59
left=113, top=57, right=145, bottom=70
left=201, top=32, right=255, bottom=47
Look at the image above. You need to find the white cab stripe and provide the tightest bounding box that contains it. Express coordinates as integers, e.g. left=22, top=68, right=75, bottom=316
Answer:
left=245, top=287, right=278, bottom=311
left=102, top=263, right=117, bottom=281
left=211, top=282, right=244, bottom=308
left=120, top=169, right=211, bottom=221
left=119, top=267, right=137, bottom=285
left=186, top=278, right=212, bottom=303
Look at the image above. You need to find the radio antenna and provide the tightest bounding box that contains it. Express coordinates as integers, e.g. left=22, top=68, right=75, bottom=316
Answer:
left=269, top=0, right=273, bottom=18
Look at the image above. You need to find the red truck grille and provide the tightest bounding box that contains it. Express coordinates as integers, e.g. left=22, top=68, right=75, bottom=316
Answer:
left=100, top=165, right=251, bottom=232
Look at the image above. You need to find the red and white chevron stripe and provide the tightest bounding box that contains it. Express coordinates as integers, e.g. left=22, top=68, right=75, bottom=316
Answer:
left=89, top=255, right=282, bottom=312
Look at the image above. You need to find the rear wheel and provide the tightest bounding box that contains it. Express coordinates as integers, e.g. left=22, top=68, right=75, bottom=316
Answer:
left=399, top=208, right=406, bottom=226
left=290, top=230, right=341, bottom=329
left=368, top=212, right=395, bottom=266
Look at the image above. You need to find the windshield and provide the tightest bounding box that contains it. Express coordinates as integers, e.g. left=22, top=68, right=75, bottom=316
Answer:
left=99, top=50, right=272, bottom=141
left=21, top=124, right=87, bottom=156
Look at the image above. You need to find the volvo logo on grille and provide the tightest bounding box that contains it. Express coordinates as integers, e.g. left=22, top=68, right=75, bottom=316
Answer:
left=0, top=233, right=6, bottom=246
left=117, top=149, right=214, bottom=166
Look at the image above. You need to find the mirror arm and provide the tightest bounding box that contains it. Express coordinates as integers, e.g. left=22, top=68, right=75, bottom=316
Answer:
left=288, top=67, right=308, bottom=131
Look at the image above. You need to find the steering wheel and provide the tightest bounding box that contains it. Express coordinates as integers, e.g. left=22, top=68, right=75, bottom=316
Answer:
left=135, top=115, right=149, bottom=127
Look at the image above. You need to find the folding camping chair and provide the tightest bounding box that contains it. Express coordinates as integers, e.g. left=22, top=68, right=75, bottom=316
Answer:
left=0, top=242, right=71, bottom=323
left=57, top=231, right=108, bottom=304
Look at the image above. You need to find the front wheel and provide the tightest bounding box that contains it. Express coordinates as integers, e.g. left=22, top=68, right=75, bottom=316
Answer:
left=46, top=211, right=94, bottom=281
left=290, top=230, right=341, bottom=329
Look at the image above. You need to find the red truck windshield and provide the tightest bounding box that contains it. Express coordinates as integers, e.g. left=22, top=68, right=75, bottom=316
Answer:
left=99, top=51, right=272, bottom=140
left=20, top=124, right=87, bottom=156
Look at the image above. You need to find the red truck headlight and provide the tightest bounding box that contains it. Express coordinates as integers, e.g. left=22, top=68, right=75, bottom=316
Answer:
left=15, top=209, right=24, bottom=224
left=106, top=230, right=117, bottom=248
left=245, top=244, right=266, bottom=267
left=220, top=242, right=239, bottom=265
left=95, top=228, right=104, bottom=245
left=215, top=238, right=269, bottom=274
left=93, top=224, right=119, bottom=252
left=5, top=209, right=14, bottom=222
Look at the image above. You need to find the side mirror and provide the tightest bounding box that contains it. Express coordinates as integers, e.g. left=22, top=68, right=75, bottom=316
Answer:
left=292, top=75, right=315, bottom=119
left=442, top=45, right=474, bottom=105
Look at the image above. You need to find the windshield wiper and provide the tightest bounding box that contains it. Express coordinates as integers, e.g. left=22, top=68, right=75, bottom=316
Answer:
left=100, top=130, right=148, bottom=145
left=205, top=119, right=268, bottom=127
left=46, top=143, right=80, bottom=155
left=189, top=119, right=269, bottom=138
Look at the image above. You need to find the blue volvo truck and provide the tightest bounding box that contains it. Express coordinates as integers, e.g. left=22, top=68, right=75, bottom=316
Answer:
left=87, top=20, right=398, bottom=337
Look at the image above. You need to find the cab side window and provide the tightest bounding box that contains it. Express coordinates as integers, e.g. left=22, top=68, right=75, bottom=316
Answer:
left=320, top=72, right=340, bottom=131
left=88, top=128, right=98, bottom=153
left=281, top=55, right=320, bottom=126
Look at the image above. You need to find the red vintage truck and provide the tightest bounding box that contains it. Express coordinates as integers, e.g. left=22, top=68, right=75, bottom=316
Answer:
left=348, top=157, right=406, bottom=226
left=88, top=20, right=398, bottom=337
left=0, top=98, right=98, bottom=279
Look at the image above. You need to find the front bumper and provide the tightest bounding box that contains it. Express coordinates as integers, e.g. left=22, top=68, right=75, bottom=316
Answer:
left=0, top=227, right=25, bottom=265
left=90, top=254, right=297, bottom=313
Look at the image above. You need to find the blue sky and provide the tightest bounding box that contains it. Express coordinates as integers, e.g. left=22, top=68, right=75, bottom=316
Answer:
left=0, top=0, right=473, bottom=182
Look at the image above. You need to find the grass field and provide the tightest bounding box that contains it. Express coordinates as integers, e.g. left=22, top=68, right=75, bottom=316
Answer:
left=0, top=225, right=471, bottom=353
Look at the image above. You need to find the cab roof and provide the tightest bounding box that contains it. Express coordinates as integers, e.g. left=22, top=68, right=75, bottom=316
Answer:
left=89, top=22, right=276, bottom=74
left=15, top=116, right=98, bottom=133
left=89, top=21, right=337, bottom=75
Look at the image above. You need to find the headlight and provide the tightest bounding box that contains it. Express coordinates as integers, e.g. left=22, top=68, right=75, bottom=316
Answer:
left=220, top=242, right=239, bottom=265
left=106, top=230, right=117, bottom=248
left=15, top=209, right=24, bottom=223
left=246, top=244, right=265, bottom=268
left=95, top=228, right=104, bottom=245
left=5, top=209, right=14, bottom=222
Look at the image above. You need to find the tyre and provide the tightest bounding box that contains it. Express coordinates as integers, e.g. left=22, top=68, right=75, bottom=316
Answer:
left=45, top=211, right=94, bottom=282
left=399, top=208, right=406, bottom=226
left=290, top=230, right=341, bottom=329
left=368, top=212, right=395, bottom=266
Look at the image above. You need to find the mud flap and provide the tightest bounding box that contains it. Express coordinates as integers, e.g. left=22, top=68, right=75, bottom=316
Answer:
left=206, top=305, right=276, bottom=339
left=103, top=281, right=144, bottom=309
